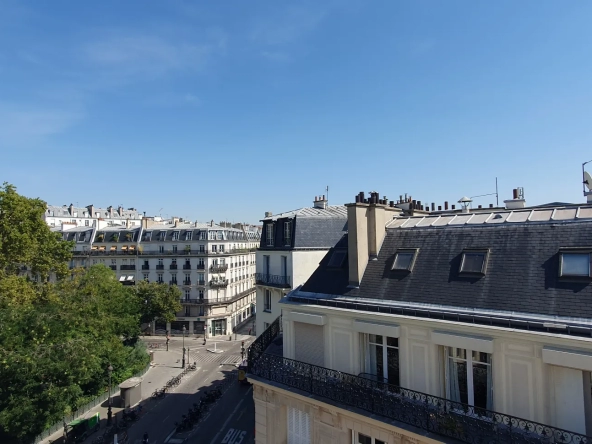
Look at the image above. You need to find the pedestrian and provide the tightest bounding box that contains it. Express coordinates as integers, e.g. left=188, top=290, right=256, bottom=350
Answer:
left=248, top=328, right=251, bottom=335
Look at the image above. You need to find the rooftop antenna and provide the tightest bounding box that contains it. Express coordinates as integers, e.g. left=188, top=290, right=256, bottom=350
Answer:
left=470, top=177, right=499, bottom=207
left=326, top=185, right=329, bottom=204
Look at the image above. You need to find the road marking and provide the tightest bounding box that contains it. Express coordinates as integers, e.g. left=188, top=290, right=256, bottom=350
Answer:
left=164, top=428, right=176, bottom=443
left=162, top=414, right=170, bottom=423
left=221, top=428, right=247, bottom=444
left=208, top=386, right=252, bottom=444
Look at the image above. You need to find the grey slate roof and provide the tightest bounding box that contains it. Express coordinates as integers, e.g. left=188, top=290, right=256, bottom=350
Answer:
left=293, top=217, right=348, bottom=249
left=46, top=205, right=141, bottom=220
left=300, top=222, right=592, bottom=320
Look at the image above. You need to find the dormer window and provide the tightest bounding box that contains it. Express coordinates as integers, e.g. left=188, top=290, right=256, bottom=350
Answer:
left=391, top=249, right=418, bottom=272
left=185, top=231, right=192, bottom=241
left=283, top=222, right=292, bottom=246
left=144, top=231, right=152, bottom=241
left=266, top=223, right=274, bottom=247
left=327, top=250, right=347, bottom=268
left=172, top=231, right=180, bottom=241
left=559, top=251, right=592, bottom=278
left=459, top=250, right=489, bottom=275
left=159, top=231, right=166, bottom=241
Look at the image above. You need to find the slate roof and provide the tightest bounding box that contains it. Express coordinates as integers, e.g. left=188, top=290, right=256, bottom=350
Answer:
left=293, top=217, right=348, bottom=249
left=300, top=221, right=592, bottom=320
left=46, top=205, right=141, bottom=220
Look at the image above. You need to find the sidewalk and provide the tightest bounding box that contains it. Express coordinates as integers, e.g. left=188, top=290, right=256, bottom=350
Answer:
left=39, top=350, right=185, bottom=444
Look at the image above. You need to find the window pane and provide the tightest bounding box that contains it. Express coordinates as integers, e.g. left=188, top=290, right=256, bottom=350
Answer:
left=387, top=347, right=400, bottom=386
left=386, top=337, right=398, bottom=347
left=473, top=362, right=492, bottom=410
left=448, top=357, right=468, bottom=405
left=357, top=434, right=372, bottom=444
left=461, top=253, right=485, bottom=273
left=393, top=252, right=414, bottom=270
left=562, top=253, right=590, bottom=276
left=369, top=344, right=383, bottom=381
left=369, top=334, right=382, bottom=344
left=472, top=351, right=491, bottom=364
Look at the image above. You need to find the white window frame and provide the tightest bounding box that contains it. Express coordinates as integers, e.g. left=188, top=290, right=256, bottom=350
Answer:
left=264, top=289, right=271, bottom=311
left=172, top=231, right=180, bottom=241
left=283, top=221, right=291, bottom=246
left=363, top=334, right=399, bottom=386
left=266, top=223, right=274, bottom=246
left=352, top=432, right=386, bottom=444
left=143, top=273, right=149, bottom=281
left=445, top=347, right=493, bottom=411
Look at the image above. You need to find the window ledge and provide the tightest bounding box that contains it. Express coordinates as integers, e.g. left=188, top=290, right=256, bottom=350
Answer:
left=263, top=309, right=272, bottom=313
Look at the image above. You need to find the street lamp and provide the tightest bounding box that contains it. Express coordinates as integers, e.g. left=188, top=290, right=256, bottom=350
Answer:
left=182, top=325, right=186, bottom=368
left=107, top=364, right=113, bottom=425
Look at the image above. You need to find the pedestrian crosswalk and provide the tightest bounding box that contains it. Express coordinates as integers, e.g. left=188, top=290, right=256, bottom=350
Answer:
left=187, top=352, right=242, bottom=365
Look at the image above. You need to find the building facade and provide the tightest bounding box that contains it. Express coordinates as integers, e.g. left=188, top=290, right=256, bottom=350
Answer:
left=248, top=191, right=592, bottom=443
left=45, top=204, right=142, bottom=228
left=255, top=196, right=347, bottom=336
left=61, top=220, right=260, bottom=338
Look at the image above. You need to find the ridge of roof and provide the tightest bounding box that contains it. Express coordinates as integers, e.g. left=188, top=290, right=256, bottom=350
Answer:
left=262, top=205, right=347, bottom=221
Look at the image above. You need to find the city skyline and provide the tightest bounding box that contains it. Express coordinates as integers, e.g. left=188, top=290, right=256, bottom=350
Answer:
left=1, top=1, right=592, bottom=222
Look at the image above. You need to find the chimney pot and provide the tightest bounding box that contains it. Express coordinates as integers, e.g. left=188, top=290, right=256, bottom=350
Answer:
left=438, top=206, right=442, bottom=211
left=513, top=189, right=518, bottom=199
left=431, top=203, right=435, bottom=211
left=355, top=195, right=360, bottom=203
left=452, top=204, right=456, bottom=210
left=444, top=201, right=449, bottom=210
left=389, top=201, right=394, bottom=207
left=489, top=204, right=493, bottom=208
left=478, top=205, right=482, bottom=209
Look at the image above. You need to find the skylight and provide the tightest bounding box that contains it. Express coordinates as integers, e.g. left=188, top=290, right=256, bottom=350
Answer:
left=459, top=250, right=488, bottom=274
left=391, top=250, right=418, bottom=272
left=327, top=250, right=347, bottom=268
left=560, top=252, right=591, bottom=277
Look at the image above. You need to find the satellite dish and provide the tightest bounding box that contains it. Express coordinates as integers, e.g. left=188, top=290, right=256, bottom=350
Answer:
left=584, top=171, right=592, bottom=191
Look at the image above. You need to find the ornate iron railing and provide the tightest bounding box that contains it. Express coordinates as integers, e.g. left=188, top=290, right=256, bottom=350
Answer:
left=248, top=345, right=590, bottom=443
left=255, top=273, right=291, bottom=288
left=247, top=315, right=282, bottom=372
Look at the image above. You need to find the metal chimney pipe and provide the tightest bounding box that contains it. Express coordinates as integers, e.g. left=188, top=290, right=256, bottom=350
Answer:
left=513, top=189, right=518, bottom=199
left=431, top=203, right=435, bottom=211
left=444, top=201, right=449, bottom=210
left=452, top=204, right=456, bottom=210
left=489, top=204, right=493, bottom=208
left=438, top=206, right=442, bottom=211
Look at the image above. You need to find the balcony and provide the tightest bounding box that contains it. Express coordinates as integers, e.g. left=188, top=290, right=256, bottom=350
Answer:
left=142, top=264, right=150, bottom=270
left=170, top=264, right=178, bottom=270
left=255, top=273, right=291, bottom=289
left=120, top=265, right=136, bottom=270
left=210, top=264, right=229, bottom=273
left=197, top=263, right=205, bottom=270
left=180, top=298, right=201, bottom=305
left=109, top=265, right=116, bottom=271
left=183, top=264, right=192, bottom=270
left=169, top=280, right=178, bottom=286
left=248, top=318, right=590, bottom=444
left=183, top=280, right=191, bottom=286
left=209, top=279, right=228, bottom=288
left=156, top=264, right=164, bottom=270
left=197, top=280, right=206, bottom=286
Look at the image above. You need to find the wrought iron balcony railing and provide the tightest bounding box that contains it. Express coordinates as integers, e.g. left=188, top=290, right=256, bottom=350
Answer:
left=197, top=280, right=206, bottom=286
left=247, top=319, right=590, bottom=444
left=197, top=263, right=205, bottom=270
left=210, top=264, right=229, bottom=273
left=183, top=280, right=191, bottom=286
left=180, top=298, right=201, bottom=305
left=170, top=264, right=178, bottom=270
left=210, top=280, right=228, bottom=288
left=255, top=273, right=290, bottom=288
left=183, top=264, right=192, bottom=270
left=120, top=265, right=135, bottom=270
left=108, top=265, right=116, bottom=271
left=141, top=264, right=150, bottom=270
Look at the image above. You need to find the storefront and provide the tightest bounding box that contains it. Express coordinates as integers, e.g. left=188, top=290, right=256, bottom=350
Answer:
left=211, top=319, right=226, bottom=337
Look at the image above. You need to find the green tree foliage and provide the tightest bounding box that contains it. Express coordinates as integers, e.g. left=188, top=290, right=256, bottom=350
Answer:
left=0, top=185, right=177, bottom=443
left=134, top=280, right=182, bottom=324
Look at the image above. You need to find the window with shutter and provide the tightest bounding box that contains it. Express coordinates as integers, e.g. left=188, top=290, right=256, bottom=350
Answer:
left=287, top=406, right=310, bottom=444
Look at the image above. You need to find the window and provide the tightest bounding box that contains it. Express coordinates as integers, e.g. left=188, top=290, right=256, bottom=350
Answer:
left=143, top=273, right=149, bottom=281
left=157, top=274, right=164, bottom=283
left=199, top=290, right=204, bottom=299
left=264, top=322, right=270, bottom=330
left=158, top=259, right=163, bottom=266
left=354, top=433, right=385, bottom=444
left=266, top=223, right=274, bottom=246
left=560, top=252, right=591, bottom=277
left=111, top=259, right=117, bottom=265
left=159, top=231, right=166, bottom=241
left=159, top=245, right=164, bottom=253
left=446, top=347, right=492, bottom=410
left=144, top=231, right=152, bottom=241
left=459, top=250, right=488, bottom=274
left=172, top=245, right=178, bottom=253
left=283, top=221, right=291, bottom=246
left=171, top=274, right=177, bottom=284
left=185, top=290, right=190, bottom=300
left=327, top=250, right=347, bottom=268
left=85, top=220, right=89, bottom=227
left=185, top=231, right=192, bottom=241
left=172, top=231, right=180, bottom=241
left=212, top=245, right=217, bottom=253
left=219, top=244, right=224, bottom=252
left=264, top=289, right=271, bottom=311
left=287, top=406, right=310, bottom=444
left=199, top=245, right=205, bottom=253
left=365, top=335, right=399, bottom=386
left=391, top=249, right=418, bottom=271
left=185, top=306, right=190, bottom=316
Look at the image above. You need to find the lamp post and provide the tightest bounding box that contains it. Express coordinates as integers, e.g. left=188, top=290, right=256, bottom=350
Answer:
left=107, top=364, right=113, bottom=425
left=182, top=325, right=186, bottom=368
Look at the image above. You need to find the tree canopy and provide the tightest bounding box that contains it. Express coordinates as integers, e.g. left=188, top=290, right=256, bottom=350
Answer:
left=0, top=185, right=180, bottom=443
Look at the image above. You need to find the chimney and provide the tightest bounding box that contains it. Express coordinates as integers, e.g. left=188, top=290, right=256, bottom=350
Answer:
left=346, top=191, right=399, bottom=287
left=107, top=206, right=113, bottom=218
left=504, top=187, right=526, bottom=209
left=265, top=211, right=273, bottom=218
left=118, top=206, right=124, bottom=216
left=69, top=203, right=74, bottom=215
left=314, top=195, right=327, bottom=209
left=87, top=204, right=94, bottom=218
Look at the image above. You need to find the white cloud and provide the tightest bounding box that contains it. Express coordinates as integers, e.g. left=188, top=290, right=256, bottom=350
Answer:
left=0, top=103, right=83, bottom=147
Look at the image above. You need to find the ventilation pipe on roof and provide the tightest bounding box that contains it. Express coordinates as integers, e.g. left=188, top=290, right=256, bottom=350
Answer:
left=264, top=211, right=273, bottom=218
left=313, top=195, right=327, bottom=209
left=504, top=187, right=526, bottom=209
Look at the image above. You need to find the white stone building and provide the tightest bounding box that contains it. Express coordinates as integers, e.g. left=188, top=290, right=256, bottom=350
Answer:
left=63, top=219, right=260, bottom=338
left=44, top=204, right=142, bottom=229
left=248, top=191, right=592, bottom=443
left=255, top=196, right=347, bottom=335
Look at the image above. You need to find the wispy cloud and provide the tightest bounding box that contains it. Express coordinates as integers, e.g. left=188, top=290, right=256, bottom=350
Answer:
left=0, top=102, right=83, bottom=147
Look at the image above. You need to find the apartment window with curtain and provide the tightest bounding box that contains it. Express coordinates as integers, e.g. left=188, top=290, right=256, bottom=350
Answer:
left=266, top=223, right=274, bottom=246
left=445, top=348, right=493, bottom=411
left=363, top=335, right=399, bottom=386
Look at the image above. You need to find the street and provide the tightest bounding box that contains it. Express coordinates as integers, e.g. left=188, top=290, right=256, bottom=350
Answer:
left=125, top=334, right=254, bottom=444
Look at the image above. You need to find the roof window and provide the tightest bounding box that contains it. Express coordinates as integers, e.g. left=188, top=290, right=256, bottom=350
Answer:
left=327, top=250, right=347, bottom=268
left=391, top=249, right=418, bottom=272
left=459, top=250, right=489, bottom=275
left=559, top=251, right=591, bottom=278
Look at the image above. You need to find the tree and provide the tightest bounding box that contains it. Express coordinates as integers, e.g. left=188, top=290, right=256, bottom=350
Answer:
left=134, top=281, right=182, bottom=325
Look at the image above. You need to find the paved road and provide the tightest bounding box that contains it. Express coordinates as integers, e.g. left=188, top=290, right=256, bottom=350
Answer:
left=184, top=382, right=255, bottom=444
left=124, top=337, right=253, bottom=444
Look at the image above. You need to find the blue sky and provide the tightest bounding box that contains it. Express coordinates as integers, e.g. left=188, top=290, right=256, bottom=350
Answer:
left=1, top=1, right=592, bottom=223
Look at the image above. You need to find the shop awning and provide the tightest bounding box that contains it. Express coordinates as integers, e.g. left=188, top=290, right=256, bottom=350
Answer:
left=99, top=246, right=106, bottom=251
left=119, top=276, right=126, bottom=281
left=91, top=246, right=98, bottom=251
left=129, top=245, right=136, bottom=251
left=126, top=275, right=135, bottom=281
left=110, top=246, right=117, bottom=251
left=121, top=245, right=128, bottom=251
